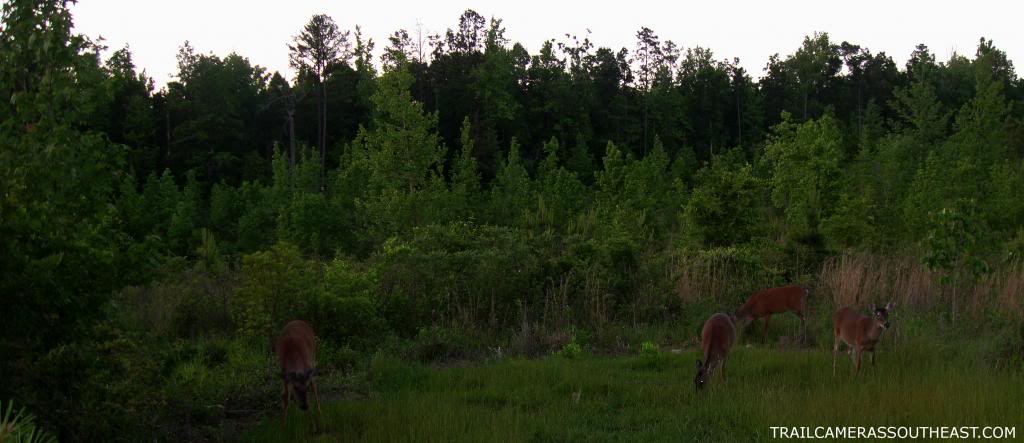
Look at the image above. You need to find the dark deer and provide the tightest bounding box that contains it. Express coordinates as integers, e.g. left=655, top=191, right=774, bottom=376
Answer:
left=735, top=285, right=808, bottom=340
left=695, top=313, right=737, bottom=390
left=275, top=320, right=322, bottom=421
left=832, top=302, right=894, bottom=376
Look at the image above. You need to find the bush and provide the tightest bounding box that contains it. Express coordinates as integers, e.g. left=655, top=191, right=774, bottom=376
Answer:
left=408, top=326, right=482, bottom=362
left=24, top=324, right=168, bottom=441
left=231, top=242, right=316, bottom=340
left=308, top=293, right=385, bottom=348
left=558, top=341, right=583, bottom=359
left=640, top=340, right=659, bottom=355
left=375, top=222, right=540, bottom=335
left=163, top=338, right=274, bottom=430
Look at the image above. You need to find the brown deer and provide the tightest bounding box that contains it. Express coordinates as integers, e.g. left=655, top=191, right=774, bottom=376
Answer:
left=832, top=302, right=894, bottom=376
left=275, top=320, right=322, bottom=420
left=694, top=313, right=737, bottom=390
left=735, top=285, right=808, bottom=340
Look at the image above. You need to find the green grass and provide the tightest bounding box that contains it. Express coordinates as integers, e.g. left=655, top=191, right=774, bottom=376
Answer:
left=245, top=335, right=1023, bottom=442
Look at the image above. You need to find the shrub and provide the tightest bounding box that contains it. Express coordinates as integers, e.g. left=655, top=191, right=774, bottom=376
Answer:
left=558, top=341, right=583, bottom=359
left=231, top=242, right=316, bottom=340
left=640, top=340, right=659, bottom=355
left=375, top=222, right=540, bottom=335
left=308, top=293, right=385, bottom=348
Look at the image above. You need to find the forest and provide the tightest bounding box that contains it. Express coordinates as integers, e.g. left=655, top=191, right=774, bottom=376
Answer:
left=1, top=1, right=1023, bottom=441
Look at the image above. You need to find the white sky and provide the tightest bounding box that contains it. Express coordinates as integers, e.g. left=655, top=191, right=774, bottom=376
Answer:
left=68, top=0, right=1022, bottom=88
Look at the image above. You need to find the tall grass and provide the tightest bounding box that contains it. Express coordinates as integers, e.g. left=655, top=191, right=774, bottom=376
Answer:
left=819, top=253, right=1024, bottom=317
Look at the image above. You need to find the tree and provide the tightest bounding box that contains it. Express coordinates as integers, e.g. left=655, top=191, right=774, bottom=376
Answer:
left=289, top=14, right=350, bottom=191
left=789, top=32, right=841, bottom=120
left=682, top=150, right=766, bottom=247
left=451, top=117, right=481, bottom=217
left=0, top=0, right=123, bottom=347
left=165, top=45, right=271, bottom=184
left=354, top=64, right=449, bottom=240
left=922, top=199, right=988, bottom=325
left=634, top=27, right=663, bottom=152
left=488, top=138, right=532, bottom=225
left=764, top=112, right=843, bottom=245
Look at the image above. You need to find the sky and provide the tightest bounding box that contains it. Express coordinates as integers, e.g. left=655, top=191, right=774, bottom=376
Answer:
left=68, top=0, right=1022, bottom=88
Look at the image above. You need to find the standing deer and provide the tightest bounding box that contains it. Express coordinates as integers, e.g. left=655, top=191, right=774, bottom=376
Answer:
left=694, top=313, right=737, bottom=390
left=275, top=320, right=322, bottom=421
left=735, top=285, right=808, bottom=341
left=832, top=302, right=894, bottom=376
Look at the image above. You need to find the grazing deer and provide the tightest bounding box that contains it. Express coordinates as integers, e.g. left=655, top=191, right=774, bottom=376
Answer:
left=832, top=302, right=894, bottom=376
left=695, top=313, right=737, bottom=390
left=735, top=285, right=808, bottom=341
left=275, top=320, right=322, bottom=421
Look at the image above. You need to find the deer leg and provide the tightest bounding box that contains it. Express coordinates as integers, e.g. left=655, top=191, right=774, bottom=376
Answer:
left=721, top=356, right=727, bottom=383
left=311, top=378, right=323, bottom=416
left=282, top=382, right=291, bottom=423
left=797, top=312, right=806, bottom=343
left=763, top=315, right=770, bottom=340
left=870, top=350, right=876, bottom=367
left=853, top=348, right=861, bottom=375
left=832, top=339, right=839, bottom=377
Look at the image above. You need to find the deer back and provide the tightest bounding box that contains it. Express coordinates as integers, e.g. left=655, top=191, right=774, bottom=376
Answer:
left=737, top=285, right=807, bottom=319
left=276, top=320, right=316, bottom=374
left=701, top=313, right=736, bottom=362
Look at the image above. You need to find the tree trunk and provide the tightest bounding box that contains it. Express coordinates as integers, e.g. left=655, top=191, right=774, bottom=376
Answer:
left=642, top=95, right=649, bottom=155
left=736, top=91, right=742, bottom=148
left=287, top=108, right=296, bottom=168
left=165, top=106, right=171, bottom=168
left=320, top=82, right=327, bottom=192
left=803, top=90, right=808, bottom=120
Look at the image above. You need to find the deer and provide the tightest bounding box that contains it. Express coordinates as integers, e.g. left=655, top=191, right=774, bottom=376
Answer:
left=735, top=285, right=808, bottom=341
left=275, top=320, right=322, bottom=421
left=832, top=302, right=894, bottom=376
left=694, top=313, right=737, bottom=390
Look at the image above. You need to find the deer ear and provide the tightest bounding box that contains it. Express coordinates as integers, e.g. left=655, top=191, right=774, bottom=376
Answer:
left=870, top=304, right=877, bottom=312
left=886, top=301, right=895, bottom=311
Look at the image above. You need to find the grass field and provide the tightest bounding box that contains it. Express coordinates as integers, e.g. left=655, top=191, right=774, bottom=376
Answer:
left=245, top=320, right=1023, bottom=442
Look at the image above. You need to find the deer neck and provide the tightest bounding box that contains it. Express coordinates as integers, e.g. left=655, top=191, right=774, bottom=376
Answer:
left=861, top=322, right=885, bottom=345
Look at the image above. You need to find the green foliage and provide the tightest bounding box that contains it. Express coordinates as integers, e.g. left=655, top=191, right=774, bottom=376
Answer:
left=488, top=139, right=532, bottom=225
left=451, top=117, right=482, bottom=218
left=820, top=194, right=876, bottom=251
left=532, top=137, right=588, bottom=230
left=0, top=400, right=57, bottom=443
left=567, top=132, right=596, bottom=183
left=765, top=112, right=843, bottom=244
left=0, top=0, right=124, bottom=345
left=168, top=171, right=202, bottom=254
left=375, top=221, right=540, bottom=335
left=922, top=200, right=989, bottom=286
left=682, top=149, right=766, bottom=247
left=231, top=242, right=316, bottom=339
left=165, top=43, right=271, bottom=184
left=639, top=340, right=659, bottom=355
left=558, top=341, right=583, bottom=359
left=354, top=64, right=452, bottom=241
